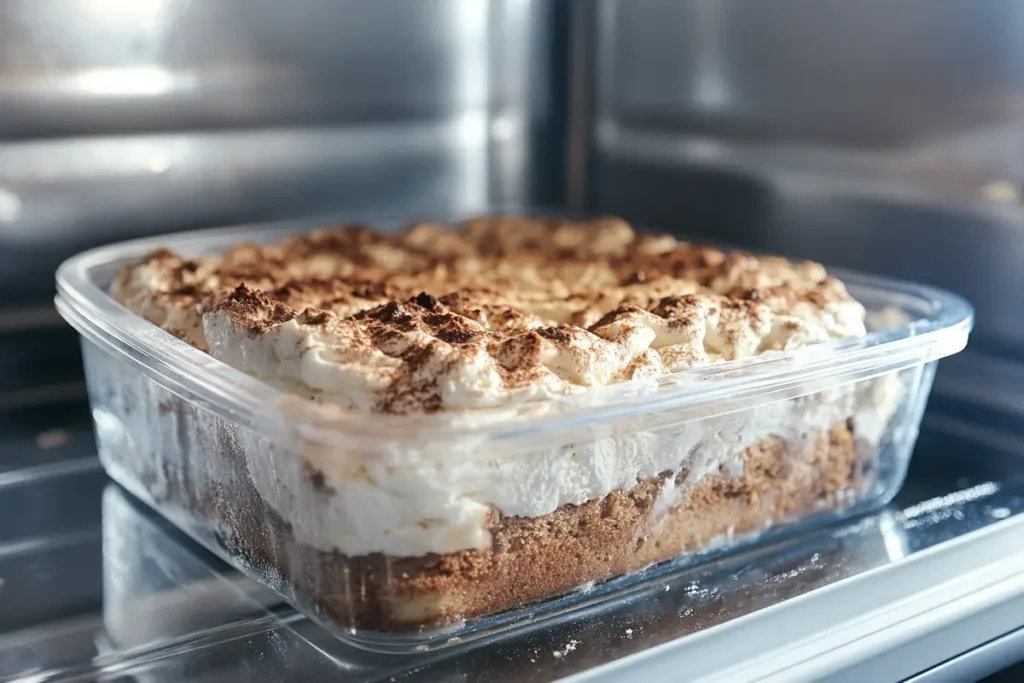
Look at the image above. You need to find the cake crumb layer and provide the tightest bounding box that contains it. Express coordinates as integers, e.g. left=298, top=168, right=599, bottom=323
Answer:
left=215, top=420, right=861, bottom=631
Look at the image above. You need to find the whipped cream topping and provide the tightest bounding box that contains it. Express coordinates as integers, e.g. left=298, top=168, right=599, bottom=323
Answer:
left=114, top=217, right=867, bottom=414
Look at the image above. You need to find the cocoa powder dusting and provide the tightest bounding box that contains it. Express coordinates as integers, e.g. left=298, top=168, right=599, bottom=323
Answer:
left=115, top=216, right=862, bottom=413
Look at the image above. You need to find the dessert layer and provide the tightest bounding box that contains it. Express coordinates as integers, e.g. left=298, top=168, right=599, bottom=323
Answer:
left=243, top=376, right=900, bottom=556
left=113, top=217, right=868, bottom=414
left=226, top=421, right=861, bottom=631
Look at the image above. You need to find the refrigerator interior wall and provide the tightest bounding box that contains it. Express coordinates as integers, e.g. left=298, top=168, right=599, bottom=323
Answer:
left=0, top=0, right=565, bottom=316
left=578, top=0, right=1024, bottom=355
left=0, top=0, right=566, bottom=397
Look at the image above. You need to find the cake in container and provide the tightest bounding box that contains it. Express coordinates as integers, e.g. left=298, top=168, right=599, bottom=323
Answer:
left=55, top=215, right=972, bottom=647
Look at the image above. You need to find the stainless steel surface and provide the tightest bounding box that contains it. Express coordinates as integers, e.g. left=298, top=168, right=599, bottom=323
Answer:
left=579, top=0, right=1024, bottom=352
left=1, top=1, right=505, bottom=133
left=0, top=399, right=1022, bottom=682
left=905, top=627, right=1024, bottom=683
left=0, top=0, right=565, bottom=314
left=587, top=0, right=1024, bottom=157
left=986, top=657, right=1024, bottom=683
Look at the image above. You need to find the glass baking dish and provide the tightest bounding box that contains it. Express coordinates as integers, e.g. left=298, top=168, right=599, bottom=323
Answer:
left=55, top=215, right=972, bottom=652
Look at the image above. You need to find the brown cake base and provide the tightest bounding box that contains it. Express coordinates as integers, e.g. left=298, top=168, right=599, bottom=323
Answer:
left=213, top=419, right=863, bottom=632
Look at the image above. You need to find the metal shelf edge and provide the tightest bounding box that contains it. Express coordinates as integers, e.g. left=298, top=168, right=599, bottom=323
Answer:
left=561, top=515, right=1024, bottom=683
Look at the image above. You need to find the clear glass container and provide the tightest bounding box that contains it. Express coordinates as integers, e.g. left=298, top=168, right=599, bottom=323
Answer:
left=54, top=217, right=973, bottom=651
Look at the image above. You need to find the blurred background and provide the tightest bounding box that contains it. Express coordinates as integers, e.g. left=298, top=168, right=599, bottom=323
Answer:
left=2, top=1, right=1024, bottom=680
left=2, top=0, right=1023, bottom=404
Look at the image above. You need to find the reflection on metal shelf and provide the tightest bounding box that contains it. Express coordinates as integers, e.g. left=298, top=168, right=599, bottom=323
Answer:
left=65, top=66, right=182, bottom=98
left=0, top=0, right=556, bottom=137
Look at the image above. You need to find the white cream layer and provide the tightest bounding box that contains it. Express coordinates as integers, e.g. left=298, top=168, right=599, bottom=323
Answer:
left=241, top=374, right=902, bottom=557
